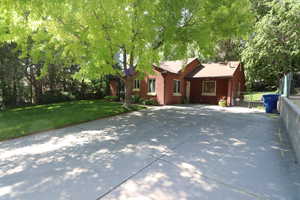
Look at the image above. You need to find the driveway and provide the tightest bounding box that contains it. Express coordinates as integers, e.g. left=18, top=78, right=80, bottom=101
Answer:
left=0, top=105, right=299, bottom=200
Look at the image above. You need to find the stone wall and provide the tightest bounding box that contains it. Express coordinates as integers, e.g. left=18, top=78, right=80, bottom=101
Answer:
left=280, top=97, right=300, bottom=162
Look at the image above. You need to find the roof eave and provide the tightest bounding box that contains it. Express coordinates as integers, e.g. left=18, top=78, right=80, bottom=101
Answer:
left=190, top=75, right=234, bottom=79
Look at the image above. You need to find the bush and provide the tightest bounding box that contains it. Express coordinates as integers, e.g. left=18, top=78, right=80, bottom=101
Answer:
left=182, top=97, right=189, bottom=104
left=40, top=90, right=74, bottom=104
left=143, top=99, right=159, bottom=106
left=104, top=96, right=119, bottom=102
left=246, top=81, right=277, bottom=92
left=131, top=95, right=142, bottom=104
left=218, top=100, right=227, bottom=107
left=218, top=96, right=227, bottom=107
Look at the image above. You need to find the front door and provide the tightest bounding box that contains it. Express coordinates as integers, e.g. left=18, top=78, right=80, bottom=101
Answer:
left=186, top=81, right=191, bottom=102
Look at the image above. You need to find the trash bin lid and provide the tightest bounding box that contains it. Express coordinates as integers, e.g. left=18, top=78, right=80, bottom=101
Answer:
left=263, top=94, right=279, bottom=100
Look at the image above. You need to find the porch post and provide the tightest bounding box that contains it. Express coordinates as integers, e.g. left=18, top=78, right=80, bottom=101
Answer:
left=186, top=80, right=191, bottom=102
left=227, top=80, right=232, bottom=106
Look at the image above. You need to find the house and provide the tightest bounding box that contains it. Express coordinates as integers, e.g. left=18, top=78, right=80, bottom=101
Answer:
left=109, top=58, right=245, bottom=106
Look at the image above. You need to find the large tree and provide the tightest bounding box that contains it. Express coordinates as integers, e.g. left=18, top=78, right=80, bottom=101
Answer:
left=242, top=0, right=300, bottom=89
left=0, top=43, right=24, bottom=107
left=2, top=0, right=253, bottom=106
left=249, top=0, right=273, bottom=20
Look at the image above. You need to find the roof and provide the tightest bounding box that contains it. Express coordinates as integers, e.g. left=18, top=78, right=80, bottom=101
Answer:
left=187, top=61, right=241, bottom=78
left=156, top=58, right=198, bottom=74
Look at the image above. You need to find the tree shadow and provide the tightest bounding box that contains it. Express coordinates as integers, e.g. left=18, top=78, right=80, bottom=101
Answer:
left=0, top=105, right=299, bottom=200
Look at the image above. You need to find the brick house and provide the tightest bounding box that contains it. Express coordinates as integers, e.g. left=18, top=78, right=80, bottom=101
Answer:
left=109, top=58, right=245, bottom=106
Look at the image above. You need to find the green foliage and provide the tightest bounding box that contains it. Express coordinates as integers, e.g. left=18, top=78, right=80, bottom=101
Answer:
left=218, top=99, right=227, bottom=107
left=131, top=95, right=142, bottom=104
left=1, top=0, right=253, bottom=75
left=0, top=43, right=25, bottom=107
left=40, top=90, right=75, bottom=104
left=209, top=39, right=244, bottom=62
left=0, top=41, right=110, bottom=108
left=249, top=0, right=273, bottom=20
left=182, top=97, right=190, bottom=104
left=104, top=96, right=119, bottom=102
left=143, top=98, right=158, bottom=106
left=244, top=91, right=277, bottom=102
left=0, top=0, right=254, bottom=105
left=242, top=0, right=300, bottom=89
left=0, top=100, right=144, bottom=141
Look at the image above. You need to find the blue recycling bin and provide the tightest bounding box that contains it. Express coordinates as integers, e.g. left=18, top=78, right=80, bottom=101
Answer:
left=262, top=94, right=279, bottom=113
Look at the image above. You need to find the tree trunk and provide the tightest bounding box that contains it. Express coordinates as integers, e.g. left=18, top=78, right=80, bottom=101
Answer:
left=30, top=81, right=33, bottom=104
left=12, top=74, right=17, bottom=106
left=80, top=79, right=86, bottom=100
left=48, top=64, right=57, bottom=92
left=123, top=76, right=133, bottom=108
left=33, top=80, right=43, bottom=104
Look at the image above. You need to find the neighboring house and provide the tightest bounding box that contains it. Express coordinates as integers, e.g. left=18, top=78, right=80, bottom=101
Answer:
left=109, top=58, right=245, bottom=105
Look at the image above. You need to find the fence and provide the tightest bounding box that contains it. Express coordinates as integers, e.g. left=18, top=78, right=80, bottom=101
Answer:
left=281, top=72, right=300, bottom=98
left=235, top=91, right=264, bottom=108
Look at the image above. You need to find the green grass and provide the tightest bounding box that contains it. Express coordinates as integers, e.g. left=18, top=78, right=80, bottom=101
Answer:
left=244, top=91, right=277, bottom=102
left=0, top=100, right=144, bottom=141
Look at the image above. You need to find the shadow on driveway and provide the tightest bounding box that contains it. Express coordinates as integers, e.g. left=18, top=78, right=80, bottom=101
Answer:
left=0, top=105, right=299, bottom=200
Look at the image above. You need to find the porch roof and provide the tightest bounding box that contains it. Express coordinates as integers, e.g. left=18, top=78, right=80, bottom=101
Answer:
left=187, top=61, right=240, bottom=78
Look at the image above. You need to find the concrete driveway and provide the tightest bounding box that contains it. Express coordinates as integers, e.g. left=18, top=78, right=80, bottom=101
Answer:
left=0, top=105, right=299, bottom=200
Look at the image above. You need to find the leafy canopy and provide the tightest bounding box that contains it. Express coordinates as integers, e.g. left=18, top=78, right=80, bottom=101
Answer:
left=1, top=0, right=253, bottom=80
left=242, top=0, right=300, bottom=86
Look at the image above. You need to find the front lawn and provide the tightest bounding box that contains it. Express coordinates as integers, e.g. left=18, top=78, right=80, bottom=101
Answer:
left=0, top=100, right=144, bottom=141
left=244, top=91, right=277, bottom=102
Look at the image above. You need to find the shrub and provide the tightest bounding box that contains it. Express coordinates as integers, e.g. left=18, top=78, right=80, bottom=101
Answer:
left=40, top=90, right=73, bottom=104
left=104, top=96, right=119, bottom=102
left=131, top=95, right=142, bottom=104
left=182, top=97, right=190, bottom=104
left=143, top=99, right=159, bottom=106
left=218, top=96, right=227, bottom=107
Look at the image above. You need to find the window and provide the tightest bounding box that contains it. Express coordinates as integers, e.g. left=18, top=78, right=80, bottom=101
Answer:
left=173, top=80, right=181, bottom=96
left=133, top=80, right=140, bottom=91
left=202, top=80, right=216, bottom=96
left=147, top=79, right=156, bottom=95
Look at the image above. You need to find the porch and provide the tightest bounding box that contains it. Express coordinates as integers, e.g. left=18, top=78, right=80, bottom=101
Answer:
left=186, top=78, right=235, bottom=106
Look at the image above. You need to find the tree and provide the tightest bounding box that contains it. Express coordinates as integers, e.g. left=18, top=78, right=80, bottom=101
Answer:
left=249, top=0, right=273, bottom=20
left=0, top=43, right=25, bottom=107
left=2, top=0, right=253, bottom=106
left=242, top=0, right=300, bottom=90
left=208, top=39, right=244, bottom=62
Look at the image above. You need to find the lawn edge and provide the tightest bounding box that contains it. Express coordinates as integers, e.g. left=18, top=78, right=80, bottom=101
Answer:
left=0, top=105, right=146, bottom=142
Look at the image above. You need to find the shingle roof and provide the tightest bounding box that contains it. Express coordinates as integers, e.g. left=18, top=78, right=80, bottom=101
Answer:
left=156, top=58, right=198, bottom=74
left=187, top=61, right=240, bottom=78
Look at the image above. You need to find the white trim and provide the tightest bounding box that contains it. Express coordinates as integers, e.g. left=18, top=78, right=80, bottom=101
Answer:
left=133, top=79, right=140, bottom=90
left=173, top=93, right=182, bottom=96
left=147, top=93, right=157, bottom=96
left=148, top=78, right=156, bottom=94
left=133, top=88, right=140, bottom=92
left=173, top=79, right=181, bottom=94
left=202, top=93, right=216, bottom=96
left=202, top=80, right=216, bottom=96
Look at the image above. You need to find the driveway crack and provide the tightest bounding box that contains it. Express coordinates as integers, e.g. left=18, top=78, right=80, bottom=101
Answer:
left=95, top=130, right=192, bottom=199
left=95, top=153, right=167, bottom=200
